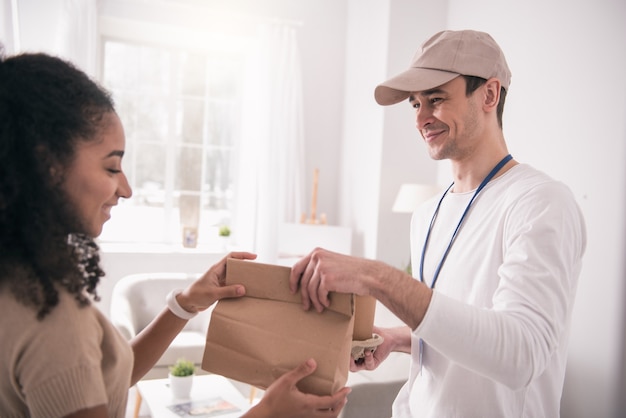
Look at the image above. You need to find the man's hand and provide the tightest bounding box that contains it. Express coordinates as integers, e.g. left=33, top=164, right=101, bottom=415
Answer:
left=289, top=248, right=378, bottom=312
left=350, top=326, right=410, bottom=372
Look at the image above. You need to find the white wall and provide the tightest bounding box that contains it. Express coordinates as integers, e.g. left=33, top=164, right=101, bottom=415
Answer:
left=339, top=0, right=388, bottom=259
left=374, top=1, right=446, bottom=270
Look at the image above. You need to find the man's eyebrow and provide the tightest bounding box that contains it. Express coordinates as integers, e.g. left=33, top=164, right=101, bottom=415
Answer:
left=410, top=87, right=446, bottom=102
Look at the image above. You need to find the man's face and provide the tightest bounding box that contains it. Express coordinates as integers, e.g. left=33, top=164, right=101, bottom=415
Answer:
left=408, top=76, right=483, bottom=161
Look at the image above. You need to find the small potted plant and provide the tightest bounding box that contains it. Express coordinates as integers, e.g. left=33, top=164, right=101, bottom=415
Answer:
left=218, top=225, right=231, bottom=237
left=169, top=358, right=195, bottom=398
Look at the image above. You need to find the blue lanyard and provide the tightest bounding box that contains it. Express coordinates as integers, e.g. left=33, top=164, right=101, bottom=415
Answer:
left=419, top=154, right=512, bottom=288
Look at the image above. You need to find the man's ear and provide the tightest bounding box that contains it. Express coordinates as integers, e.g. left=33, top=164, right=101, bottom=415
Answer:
left=482, top=78, right=501, bottom=112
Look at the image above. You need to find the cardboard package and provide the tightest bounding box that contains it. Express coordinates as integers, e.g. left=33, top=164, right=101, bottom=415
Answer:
left=202, top=258, right=376, bottom=396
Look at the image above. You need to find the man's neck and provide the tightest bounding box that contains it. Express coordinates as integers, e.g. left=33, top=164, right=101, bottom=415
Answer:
left=450, top=152, right=517, bottom=193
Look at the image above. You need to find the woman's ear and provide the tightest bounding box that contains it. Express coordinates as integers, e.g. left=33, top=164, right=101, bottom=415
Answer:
left=48, top=163, right=66, bottom=187
left=35, top=144, right=64, bottom=184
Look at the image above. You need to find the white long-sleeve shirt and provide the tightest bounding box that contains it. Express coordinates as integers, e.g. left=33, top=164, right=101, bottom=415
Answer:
left=392, top=164, right=586, bottom=418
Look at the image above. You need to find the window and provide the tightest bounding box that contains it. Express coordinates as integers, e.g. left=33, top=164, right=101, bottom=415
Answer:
left=98, top=30, right=244, bottom=248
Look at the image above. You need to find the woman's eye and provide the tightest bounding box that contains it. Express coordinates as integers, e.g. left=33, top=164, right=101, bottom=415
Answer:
left=108, top=168, right=122, bottom=174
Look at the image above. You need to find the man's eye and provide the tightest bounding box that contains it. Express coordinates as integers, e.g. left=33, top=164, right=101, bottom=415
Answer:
left=431, top=97, right=442, bottom=104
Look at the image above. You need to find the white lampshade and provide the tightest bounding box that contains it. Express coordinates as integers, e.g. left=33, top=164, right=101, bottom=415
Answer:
left=392, top=184, right=442, bottom=213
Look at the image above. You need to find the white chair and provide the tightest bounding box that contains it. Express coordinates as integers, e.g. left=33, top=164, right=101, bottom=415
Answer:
left=110, top=272, right=212, bottom=379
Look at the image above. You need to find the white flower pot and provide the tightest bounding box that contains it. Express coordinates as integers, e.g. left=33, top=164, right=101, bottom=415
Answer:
left=169, top=373, right=194, bottom=399
left=219, top=236, right=230, bottom=251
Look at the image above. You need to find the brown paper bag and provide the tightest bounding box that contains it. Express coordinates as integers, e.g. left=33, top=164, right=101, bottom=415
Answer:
left=202, top=258, right=375, bottom=396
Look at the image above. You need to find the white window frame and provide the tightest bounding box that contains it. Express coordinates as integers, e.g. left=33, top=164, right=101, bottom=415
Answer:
left=96, top=17, right=250, bottom=250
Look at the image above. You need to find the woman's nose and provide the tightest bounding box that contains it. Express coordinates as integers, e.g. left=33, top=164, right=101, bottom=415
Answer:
left=118, top=172, right=133, bottom=199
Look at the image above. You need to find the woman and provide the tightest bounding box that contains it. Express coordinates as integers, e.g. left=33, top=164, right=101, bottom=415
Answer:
left=0, top=51, right=349, bottom=417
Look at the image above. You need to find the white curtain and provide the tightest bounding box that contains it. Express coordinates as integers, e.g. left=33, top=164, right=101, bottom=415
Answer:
left=233, top=23, right=306, bottom=263
left=54, top=0, right=98, bottom=77
left=0, top=0, right=18, bottom=54
left=6, top=0, right=97, bottom=76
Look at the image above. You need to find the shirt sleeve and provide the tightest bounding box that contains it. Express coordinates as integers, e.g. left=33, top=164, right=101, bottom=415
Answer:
left=15, top=291, right=109, bottom=418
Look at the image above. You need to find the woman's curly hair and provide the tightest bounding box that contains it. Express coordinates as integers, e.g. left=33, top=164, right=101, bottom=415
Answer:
left=0, top=52, right=115, bottom=319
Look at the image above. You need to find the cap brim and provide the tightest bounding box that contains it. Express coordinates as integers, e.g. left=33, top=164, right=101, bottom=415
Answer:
left=374, top=68, right=460, bottom=106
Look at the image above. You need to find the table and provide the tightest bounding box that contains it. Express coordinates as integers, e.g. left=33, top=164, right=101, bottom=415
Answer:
left=135, top=374, right=252, bottom=418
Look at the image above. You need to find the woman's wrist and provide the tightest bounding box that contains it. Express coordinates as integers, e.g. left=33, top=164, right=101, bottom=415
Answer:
left=166, top=289, right=198, bottom=320
left=241, top=402, right=271, bottom=418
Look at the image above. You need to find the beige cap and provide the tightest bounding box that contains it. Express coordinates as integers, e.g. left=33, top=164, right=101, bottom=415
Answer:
left=375, top=30, right=512, bottom=106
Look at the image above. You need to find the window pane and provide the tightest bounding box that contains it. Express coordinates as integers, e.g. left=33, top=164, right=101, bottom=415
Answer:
left=205, top=100, right=236, bottom=147
left=204, top=147, right=232, bottom=210
left=134, top=96, right=170, bottom=143
left=178, top=53, right=206, bottom=96
left=178, top=194, right=201, bottom=227
left=100, top=34, right=243, bottom=245
left=176, top=98, right=205, bottom=144
left=136, top=143, right=166, bottom=206
left=176, top=145, right=202, bottom=191
left=207, top=56, right=241, bottom=98
left=104, top=41, right=170, bottom=94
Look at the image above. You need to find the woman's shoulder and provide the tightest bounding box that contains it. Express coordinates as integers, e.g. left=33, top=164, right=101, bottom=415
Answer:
left=0, top=286, right=105, bottom=347
left=0, top=288, right=115, bottom=418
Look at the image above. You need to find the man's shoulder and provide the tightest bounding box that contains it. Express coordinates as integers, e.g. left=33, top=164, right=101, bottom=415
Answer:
left=492, top=164, right=582, bottom=220
left=501, top=164, right=573, bottom=195
left=506, top=163, right=553, bottom=183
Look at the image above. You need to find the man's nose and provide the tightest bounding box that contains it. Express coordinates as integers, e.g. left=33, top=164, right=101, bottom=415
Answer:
left=416, top=106, right=434, bottom=131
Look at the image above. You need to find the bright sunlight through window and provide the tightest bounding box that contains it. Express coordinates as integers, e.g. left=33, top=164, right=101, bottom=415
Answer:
left=98, top=33, right=244, bottom=248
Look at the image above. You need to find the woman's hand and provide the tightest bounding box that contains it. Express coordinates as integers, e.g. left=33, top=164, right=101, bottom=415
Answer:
left=130, top=252, right=257, bottom=385
left=177, top=251, right=257, bottom=313
left=245, top=359, right=351, bottom=418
